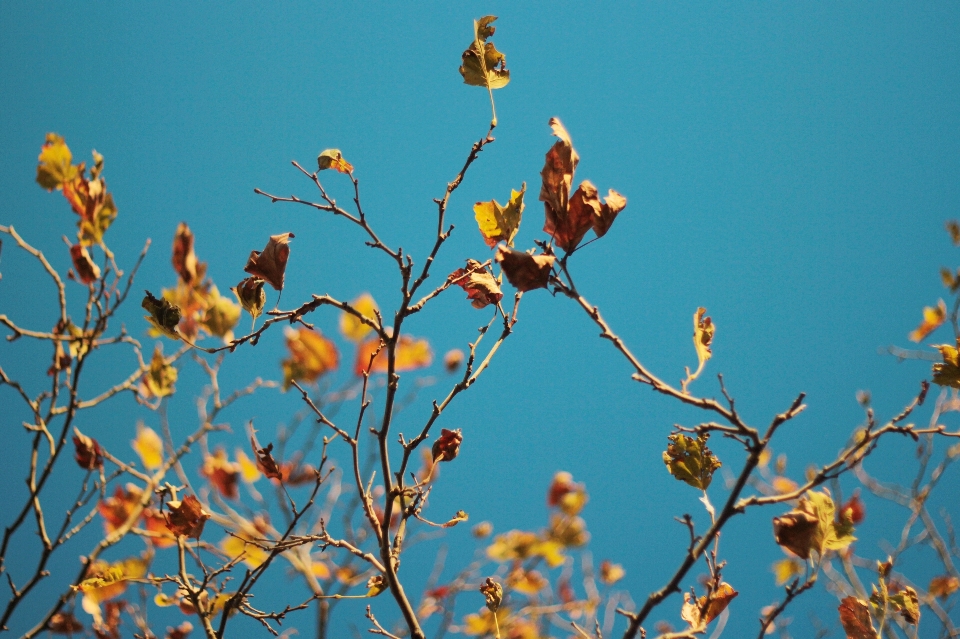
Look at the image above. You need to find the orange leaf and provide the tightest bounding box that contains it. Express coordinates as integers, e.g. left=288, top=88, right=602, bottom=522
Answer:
left=98, top=484, right=143, bottom=533
left=247, top=423, right=282, bottom=481
left=201, top=448, right=241, bottom=500
left=909, top=299, right=947, bottom=342
left=73, top=428, right=103, bottom=471
left=244, top=233, right=294, bottom=291
left=838, top=597, right=878, bottom=639
left=281, top=326, right=339, bottom=390
left=355, top=335, right=432, bottom=376
left=172, top=223, right=200, bottom=284
left=164, top=495, right=210, bottom=538
left=540, top=118, right=579, bottom=251
left=317, top=149, right=353, bottom=174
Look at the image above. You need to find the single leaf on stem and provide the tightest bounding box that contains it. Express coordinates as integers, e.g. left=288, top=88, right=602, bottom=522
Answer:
left=495, top=246, right=555, bottom=292
left=340, top=292, right=379, bottom=342
left=838, top=597, right=878, bottom=639
left=662, top=433, right=721, bottom=490
left=142, top=290, right=183, bottom=340
left=244, top=232, right=294, bottom=292
left=474, top=183, right=525, bottom=248
left=318, top=149, right=353, bottom=174
left=172, top=222, right=199, bottom=284
left=459, top=16, right=510, bottom=125
left=448, top=260, right=503, bottom=309
left=232, top=276, right=267, bottom=325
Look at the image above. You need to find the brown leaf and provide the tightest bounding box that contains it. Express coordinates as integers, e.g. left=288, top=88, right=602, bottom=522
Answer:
left=172, top=223, right=199, bottom=284
left=164, top=495, right=210, bottom=538
left=48, top=612, right=84, bottom=634
left=444, top=349, right=464, bottom=372
left=838, top=597, right=878, bottom=639
left=244, top=233, right=294, bottom=291
left=840, top=490, right=865, bottom=525
left=232, top=277, right=267, bottom=323
left=70, top=244, right=101, bottom=284
left=540, top=118, right=580, bottom=251
left=681, top=583, right=739, bottom=627
left=142, top=290, right=182, bottom=340
left=200, top=448, right=241, bottom=500
left=432, top=428, right=463, bottom=462
left=98, top=485, right=143, bottom=533
left=448, top=260, right=503, bottom=309
left=593, top=189, right=627, bottom=237
left=73, top=428, right=104, bottom=471
left=495, top=246, right=556, bottom=292
left=772, top=508, right=819, bottom=560
left=248, top=423, right=282, bottom=481
left=165, top=622, right=193, bottom=639
left=479, top=577, right=503, bottom=613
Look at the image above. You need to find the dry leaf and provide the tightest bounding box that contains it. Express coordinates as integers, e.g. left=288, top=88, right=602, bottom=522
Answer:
left=36, top=133, right=78, bottom=190
left=694, top=307, right=715, bottom=370
left=540, top=118, right=581, bottom=252
left=547, top=471, right=588, bottom=516
left=929, top=575, right=960, bottom=599
left=838, top=597, right=878, bottom=639
left=432, top=428, right=463, bottom=462
left=317, top=149, right=353, bottom=174
left=232, top=277, right=267, bottom=323
left=459, top=16, right=510, bottom=91
left=139, top=344, right=177, bottom=400
left=201, top=448, right=241, bottom=500
left=479, top=578, right=503, bottom=612
left=98, top=485, right=143, bottom=533
left=142, top=291, right=182, bottom=340
left=248, top=423, right=282, bottom=481
left=70, top=244, right=101, bottom=284
left=495, top=246, right=555, bottom=292
left=663, top=433, right=721, bottom=490
left=773, top=490, right=856, bottom=559
left=448, top=260, right=503, bottom=309
left=681, top=583, right=739, bottom=627
left=599, top=560, right=625, bottom=585
left=474, top=183, right=525, bottom=248
left=932, top=340, right=960, bottom=388
left=172, top=223, right=199, bottom=284
left=244, top=233, right=294, bottom=291
left=909, top=299, right=947, bottom=342
left=593, top=189, right=627, bottom=237
left=73, top=428, right=103, bottom=471
left=165, top=495, right=210, bottom=538
left=444, top=349, right=465, bottom=372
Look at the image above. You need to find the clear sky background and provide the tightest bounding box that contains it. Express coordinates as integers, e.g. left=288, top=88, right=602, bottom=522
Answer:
left=2, top=3, right=960, bottom=638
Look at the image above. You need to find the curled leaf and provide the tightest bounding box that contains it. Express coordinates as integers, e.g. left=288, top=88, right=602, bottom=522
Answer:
left=593, top=188, right=627, bottom=238
left=282, top=326, right=339, bottom=390
left=339, top=293, right=379, bottom=343
left=432, top=428, right=463, bottom=462
left=681, top=583, right=739, bottom=628
left=69, top=244, right=100, bottom=284
left=694, top=307, right=715, bottom=369
left=663, top=433, right=721, bottom=490
left=540, top=118, right=581, bottom=252
left=244, top=233, right=294, bottom=291
left=248, top=423, right=282, bottom=481
left=909, top=299, right=947, bottom=342
left=139, top=344, right=177, bottom=400
left=479, top=577, right=503, bottom=612
left=232, top=277, right=267, bottom=323
left=165, top=495, right=210, bottom=538
left=772, top=490, right=856, bottom=559
left=142, top=291, right=182, bottom=340
left=448, top=260, right=503, bottom=309
left=73, top=428, right=103, bottom=471
left=318, top=149, right=353, bottom=174
left=474, top=184, right=525, bottom=248
left=172, top=223, right=199, bottom=284
left=495, top=247, right=555, bottom=292
left=838, top=597, right=878, bottom=639
left=459, top=16, right=510, bottom=90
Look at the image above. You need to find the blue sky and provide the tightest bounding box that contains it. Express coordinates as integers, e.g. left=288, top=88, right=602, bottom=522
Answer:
left=2, top=3, right=960, bottom=638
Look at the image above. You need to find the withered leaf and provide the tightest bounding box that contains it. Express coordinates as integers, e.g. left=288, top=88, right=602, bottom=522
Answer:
left=432, top=428, right=463, bottom=462
left=930, top=575, right=960, bottom=599
left=680, top=583, right=738, bottom=628
left=838, top=597, right=878, bottom=639
left=948, top=220, right=960, bottom=246
left=244, top=233, right=294, bottom=291
left=142, top=291, right=182, bottom=340
left=172, top=223, right=199, bottom=284
left=232, top=277, right=267, bottom=323
left=663, top=433, right=721, bottom=490
left=201, top=448, right=241, bottom=500
left=495, top=247, right=555, bottom=292
left=444, top=348, right=465, bottom=372
left=593, top=188, right=627, bottom=238
left=164, top=495, right=210, bottom=538
left=909, top=299, right=947, bottom=343
left=932, top=340, right=960, bottom=388
left=318, top=149, right=353, bottom=174
left=459, top=16, right=510, bottom=91
left=562, top=181, right=603, bottom=252
left=248, top=423, right=282, bottom=481
left=48, top=612, right=84, bottom=635
left=448, top=260, right=503, bottom=309
left=479, top=577, right=503, bottom=613
left=772, top=490, right=856, bottom=560
left=474, top=183, right=525, bottom=248
left=355, top=334, right=432, bottom=376
left=540, top=118, right=580, bottom=251
left=70, top=244, right=101, bottom=284
left=694, top=307, right=715, bottom=370
left=73, top=428, right=104, bottom=471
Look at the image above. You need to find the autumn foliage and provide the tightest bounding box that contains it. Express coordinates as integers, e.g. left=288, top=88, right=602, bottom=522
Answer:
left=3, top=15, right=960, bottom=639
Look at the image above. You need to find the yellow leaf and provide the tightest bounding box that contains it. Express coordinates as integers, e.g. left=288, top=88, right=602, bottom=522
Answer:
left=909, top=299, right=947, bottom=342
left=317, top=149, right=353, bottom=174
left=459, top=16, right=510, bottom=91
left=281, top=326, right=339, bottom=390
left=694, top=307, right=714, bottom=369
left=772, top=558, right=804, bottom=586
left=201, top=286, right=241, bottom=342
left=473, top=183, right=525, bottom=248
left=235, top=448, right=261, bottom=483
left=355, top=334, right=432, bottom=376
left=599, top=560, right=625, bottom=586
left=663, top=433, right=721, bottom=490
left=932, top=341, right=960, bottom=388
left=36, top=133, right=78, bottom=191
left=132, top=423, right=163, bottom=470
left=310, top=559, right=331, bottom=581
left=221, top=535, right=269, bottom=569
left=138, top=344, right=177, bottom=400
left=340, top=293, right=379, bottom=343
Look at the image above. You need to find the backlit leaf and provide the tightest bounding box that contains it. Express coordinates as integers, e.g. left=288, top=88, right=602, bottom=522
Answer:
left=355, top=334, right=432, bottom=376
left=909, top=299, right=947, bottom=342
left=200, top=287, right=241, bottom=342
left=36, top=133, right=78, bottom=190
left=172, top=223, right=199, bottom=284
left=201, top=448, right=241, bottom=500
left=448, top=260, right=503, bottom=309
left=694, top=307, right=715, bottom=370
left=681, top=583, right=739, bottom=628
left=317, top=149, right=353, bottom=174
left=599, top=560, right=625, bottom=586
left=474, top=183, right=525, bottom=248
left=496, top=246, right=556, bottom=292
left=459, top=16, right=510, bottom=90
left=663, top=433, right=721, bottom=490
left=69, top=244, right=101, bottom=284
left=281, top=326, right=339, bottom=390
left=139, top=344, right=177, bottom=400
left=929, top=575, right=960, bottom=599
left=244, top=233, right=294, bottom=291
left=132, top=423, right=163, bottom=471
left=932, top=340, right=960, bottom=388
left=340, top=293, right=379, bottom=343
left=232, top=277, right=266, bottom=324
left=773, top=490, right=856, bottom=560
left=772, top=558, right=804, bottom=586
left=142, top=290, right=182, bottom=340
left=222, top=534, right=269, bottom=569
left=164, top=495, right=210, bottom=538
